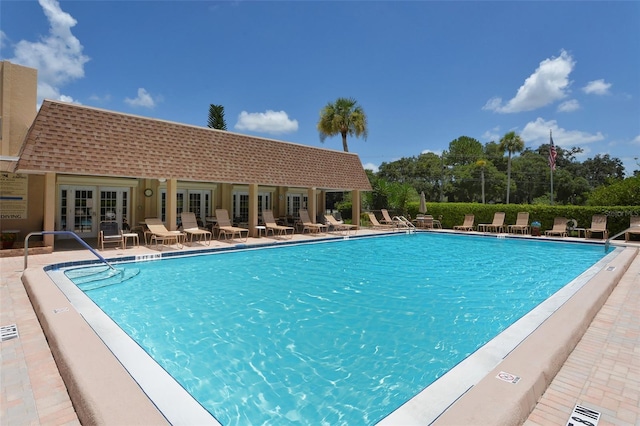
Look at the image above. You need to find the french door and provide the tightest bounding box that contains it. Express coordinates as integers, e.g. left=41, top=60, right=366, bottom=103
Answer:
left=58, top=186, right=130, bottom=238
left=99, top=188, right=130, bottom=228
left=58, top=186, right=96, bottom=238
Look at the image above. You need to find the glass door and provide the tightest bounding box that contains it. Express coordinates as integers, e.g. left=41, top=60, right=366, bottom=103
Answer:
left=99, top=188, right=130, bottom=230
left=58, top=186, right=96, bottom=238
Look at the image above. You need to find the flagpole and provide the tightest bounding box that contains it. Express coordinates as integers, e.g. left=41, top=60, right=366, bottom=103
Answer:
left=550, top=130, right=554, bottom=205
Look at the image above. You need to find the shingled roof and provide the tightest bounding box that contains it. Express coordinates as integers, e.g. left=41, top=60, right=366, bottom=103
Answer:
left=16, top=100, right=372, bottom=191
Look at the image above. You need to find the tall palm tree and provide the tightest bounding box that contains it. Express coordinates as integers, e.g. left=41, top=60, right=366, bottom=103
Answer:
left=476, top=159, right=487, bottom=204
left=317, top=97, right=368, bottom=152
left=499, top=131, right=525, bottom=204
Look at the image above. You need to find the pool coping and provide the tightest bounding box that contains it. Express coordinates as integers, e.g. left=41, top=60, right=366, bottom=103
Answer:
left=21, top=232, right=637, bottom=425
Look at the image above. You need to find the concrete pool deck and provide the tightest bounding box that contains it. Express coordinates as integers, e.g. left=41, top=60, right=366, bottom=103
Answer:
left=1, top=229, right=639, bottom=425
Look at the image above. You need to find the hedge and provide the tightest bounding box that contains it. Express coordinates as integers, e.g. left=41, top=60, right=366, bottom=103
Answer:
left=382, top=202, right=640, bottom=238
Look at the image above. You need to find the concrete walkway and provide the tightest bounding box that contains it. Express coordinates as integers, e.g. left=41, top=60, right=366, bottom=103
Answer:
left=1, top=233, right=638, bottom=425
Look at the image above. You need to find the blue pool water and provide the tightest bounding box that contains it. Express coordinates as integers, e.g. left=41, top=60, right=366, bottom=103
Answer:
left=66, top=233, right=607, bottom=425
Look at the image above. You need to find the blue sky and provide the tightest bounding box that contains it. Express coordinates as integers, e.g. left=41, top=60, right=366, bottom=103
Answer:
left=2, top=0, right=639, bottom=175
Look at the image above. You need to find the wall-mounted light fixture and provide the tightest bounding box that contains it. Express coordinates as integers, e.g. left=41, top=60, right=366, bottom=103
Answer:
left=158, top=178, right=166, bottom=183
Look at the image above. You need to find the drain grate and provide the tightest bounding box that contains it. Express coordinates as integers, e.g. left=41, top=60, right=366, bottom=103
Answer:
left=0, top=324, right=19, bottom=342
left=566, top=404, right=601, bottom=426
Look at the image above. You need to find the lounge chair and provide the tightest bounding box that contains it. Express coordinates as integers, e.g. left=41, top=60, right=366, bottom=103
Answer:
left=145, top=218, right=185, bottom=249
left=380, top=209, right=394, bottom=225
left=454, top=214, right=475, bottom=231
left=98, top=221, right=124, bottom=250
left=478, top=212, right=506, bottom=233
left=508, top=212, right=530, bottom=234
left=299, top=209, right=327, bottom=234
left=625, top=216, right=640, bottom=241
left=215, top=209, right=249, bottom=241
left=181, top=212, right=211, bottom=245
left=545, top=217, right=568, bottom=237
left=324, top=214, right=358, bottom=235
left=262, top=210, right=295, bottom=239
left=585, top=214, right=608, bottom=239
left=367, top=212, right=395, bottom=230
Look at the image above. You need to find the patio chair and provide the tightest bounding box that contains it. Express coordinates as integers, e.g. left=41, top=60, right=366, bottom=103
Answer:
left=367, top=212, right=395, bottom=230
left=508, top=212, right=530, bottom=234
left=215, top=209, right=249, bottom=241
left=299, top=209, right=327, bottom=234
left=324, top=214, right=358, bottom=235
left=625, top=216, right=640, bottom=241
left=585, top=214, right=608, bottom=240
left=98, top=221, right=124, bottom=250
left=144, top=218, right=186, bottom=249
left=181, top=212, right=211, bottom=245
left=545, top=217, right=568, bottom=237
left=262, top=210, right=295, bottom=239
left=478, top=212, right=506, bottom=233
left=380, top=209, right=394, bottom=225
left=453, top=214, right=475, bottom=231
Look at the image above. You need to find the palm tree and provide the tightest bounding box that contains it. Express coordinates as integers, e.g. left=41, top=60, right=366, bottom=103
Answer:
left=207, top=104, right=227, bottom=130
left=476, top=159, right=487, bottom=204
left=317, top=97, right=368, bottom=152
left=499, top=131, right=525, bottom=204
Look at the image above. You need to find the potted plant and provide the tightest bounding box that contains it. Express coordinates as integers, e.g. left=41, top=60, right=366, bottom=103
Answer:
left=1, top=231, right=18, bottom=249
left=531, top=221, right=541, bottom=237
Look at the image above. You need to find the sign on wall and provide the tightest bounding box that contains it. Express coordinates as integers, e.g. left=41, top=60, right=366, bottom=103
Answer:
left=0, top=173, right=28, bottom=220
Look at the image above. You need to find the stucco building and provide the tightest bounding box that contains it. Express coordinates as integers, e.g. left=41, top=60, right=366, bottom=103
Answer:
left=0, top=61, right=371, bottom=249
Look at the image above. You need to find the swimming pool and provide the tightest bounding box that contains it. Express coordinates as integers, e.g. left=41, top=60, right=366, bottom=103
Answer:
left=59, top=233, right=610, bottom=425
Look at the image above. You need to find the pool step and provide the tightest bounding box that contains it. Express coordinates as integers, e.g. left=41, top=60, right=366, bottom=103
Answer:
left=66, top=266, right=140, bottom=291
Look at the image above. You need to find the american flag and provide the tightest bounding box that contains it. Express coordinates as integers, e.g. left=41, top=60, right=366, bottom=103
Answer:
left=549, top=133, right=557, bottom=171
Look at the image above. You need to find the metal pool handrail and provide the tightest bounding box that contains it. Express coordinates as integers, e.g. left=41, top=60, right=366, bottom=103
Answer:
left=24, top=231, right=116, bottom=271
left=604, top=225, right=640, bottom=252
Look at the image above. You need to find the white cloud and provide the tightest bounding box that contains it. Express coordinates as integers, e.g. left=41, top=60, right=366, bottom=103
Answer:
left=557, top=99, right=580, bottom=112
left=420, top=149, right=443, bottom=156
left=483, top=50, right=575, bottom=113
left=582, top=79, right=612, bottom=95
left=234, top=110, right=298, bottom=135
left=632, top=135, right=640, bottom=145
left=362, top=162, right=379, bottom=173
left=8, top=0, right=89, bottom=104
left=520, top=117, right=605, bottom=148
left=124, top=88, right=156, bottom=108
left=481, top=126, right=501, bottom=142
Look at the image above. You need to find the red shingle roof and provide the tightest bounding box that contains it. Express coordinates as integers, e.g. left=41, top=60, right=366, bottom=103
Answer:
left=16, top=100, right=372, bottom=191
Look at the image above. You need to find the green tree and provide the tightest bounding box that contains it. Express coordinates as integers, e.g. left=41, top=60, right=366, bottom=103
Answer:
left=207, top=104, right=227, bottom=130
left=581, top=154, right=625, bottom=187
left=446, top=136, right=483, bottom=166
left=499, top=131, right=525, bottom=204
left=317, top=97, right=368, bottom=152
left=587, top=176, right=640, bottom=206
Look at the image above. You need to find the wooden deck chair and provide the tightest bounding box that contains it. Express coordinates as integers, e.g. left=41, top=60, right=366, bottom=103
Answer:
left=380, top=209, right=394, bottom=224
left=299, top=209, right=327, bottom=234
left=145, top=218, right=185, bottom=249
left=181, top=212, right=211, bottom=245
left=324, top=214, right=358, bottom=235
left=367, top=212, right=395, bottom=230
left=585, top=214, right=608, bottom=239
left=215, top=209, right=249, bottom=241
left=98, top=221, right=124, bottom=250
left=453, top=214, right=475, bottom=231
left=508, top=212, right=530, bottom=234
left=262, top=210, right=295, bottom=239
left=625, top=216, right=640, bottom=241
left=478, top=212, right=505, bottom=233
left=545, top=217, right=568, bottom=237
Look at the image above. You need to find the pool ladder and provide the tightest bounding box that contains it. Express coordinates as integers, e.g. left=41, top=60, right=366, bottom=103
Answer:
left=393, top=216, right=416, bottom=232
